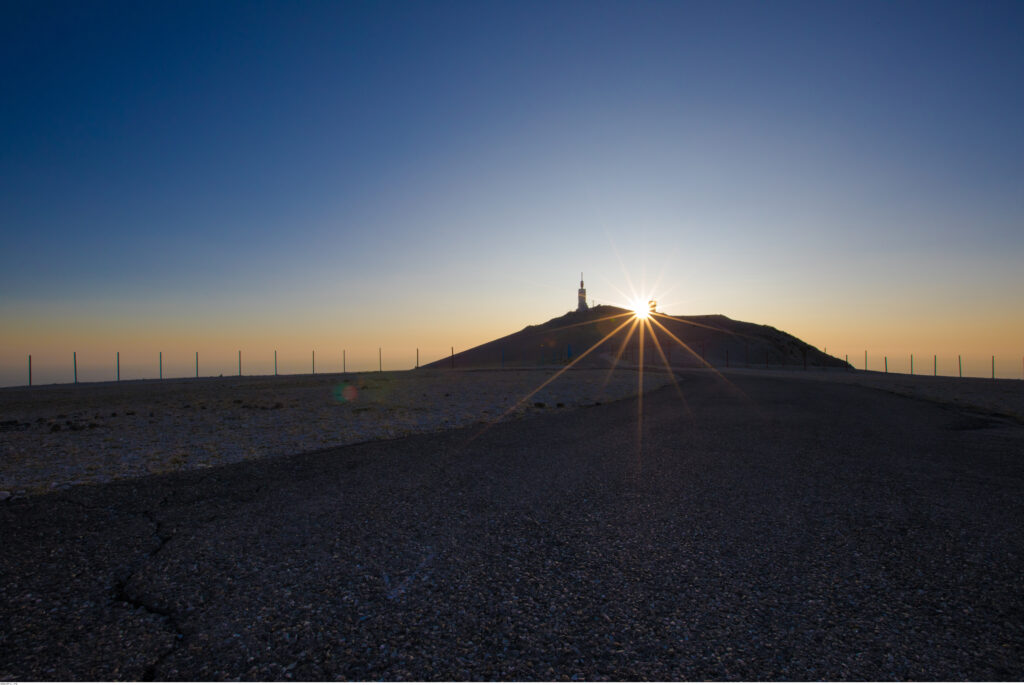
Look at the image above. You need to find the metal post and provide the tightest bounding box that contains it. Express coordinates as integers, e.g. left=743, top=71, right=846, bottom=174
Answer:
left=117, top=352, right=120, bottom=381
left=992, top=355, right=995, bottom=379
left=934, top=354, right=936, bottom=377
left=958, top=354, right=962, bottom=378
left=885, top=356, right=888, bottom=373
left=159, top=351, right=162, bottom=379
left=74, top=351, right=78, bottom=384
left=312, top=350, right=315, bottom=375
left=865, top=350, right=868, bottom=371
left=379, top=347, right=382, bottom=373
left=195, top=351, right=198, bottom=378
left=343, top=350, right=346, bottom=374
left=274, top=350, right=277, bottom=376
left=451, top=346, right=454, bottom=369
left=28, top=354, right=32, bottom=386
left=416, top=348, right=419, bottom=369
left=238, top=350, right=242, bottom=376
left=910, top=353, right=913, bottom=375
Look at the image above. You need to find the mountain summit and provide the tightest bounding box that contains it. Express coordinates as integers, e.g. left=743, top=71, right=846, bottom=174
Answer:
left=423, top=306, right=851, bottom=371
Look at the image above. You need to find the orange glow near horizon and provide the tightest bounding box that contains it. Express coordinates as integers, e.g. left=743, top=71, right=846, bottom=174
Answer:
left=2, top=279, right=1024, bottom=386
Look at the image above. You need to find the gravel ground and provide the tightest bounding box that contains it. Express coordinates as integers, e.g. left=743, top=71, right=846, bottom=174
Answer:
left=0, top=367, right=672, bottom=495
left=1, top=371, right=1022, bottom=680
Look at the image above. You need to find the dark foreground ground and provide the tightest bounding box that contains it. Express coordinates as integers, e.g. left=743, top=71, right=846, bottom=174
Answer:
left=2, top=372, right=1022, bottom=680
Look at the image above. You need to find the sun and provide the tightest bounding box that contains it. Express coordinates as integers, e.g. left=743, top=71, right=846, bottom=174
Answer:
left=475, top=275, right=741, bottom=462
left=631, top=299, right=653, bottom=319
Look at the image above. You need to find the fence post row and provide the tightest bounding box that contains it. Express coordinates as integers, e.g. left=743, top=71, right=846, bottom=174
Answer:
left=18, top=346, right=1019, bottom=385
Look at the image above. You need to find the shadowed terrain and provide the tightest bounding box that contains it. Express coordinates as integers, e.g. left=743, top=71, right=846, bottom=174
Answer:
left=2, top=370, right=1021, bottom=680
left=423, top=307, right=851, bottom=370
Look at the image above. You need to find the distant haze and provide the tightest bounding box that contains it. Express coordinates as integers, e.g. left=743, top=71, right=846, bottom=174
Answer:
left=2, top=1, right=1022, bottom=386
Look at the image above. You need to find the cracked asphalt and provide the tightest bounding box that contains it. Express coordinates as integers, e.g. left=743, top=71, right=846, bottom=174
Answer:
left=2, top=372, right=1023, bottom=680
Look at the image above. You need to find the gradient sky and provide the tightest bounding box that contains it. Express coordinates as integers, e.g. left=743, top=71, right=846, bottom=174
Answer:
left=3, top=0, right=1023, bottom=385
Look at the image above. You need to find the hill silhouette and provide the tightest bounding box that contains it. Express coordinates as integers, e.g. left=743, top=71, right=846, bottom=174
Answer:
left=422, top=305, right=851, bottom=371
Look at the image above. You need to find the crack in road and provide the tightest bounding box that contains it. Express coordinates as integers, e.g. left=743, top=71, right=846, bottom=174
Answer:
left=107, top=508, right=186, bottom=681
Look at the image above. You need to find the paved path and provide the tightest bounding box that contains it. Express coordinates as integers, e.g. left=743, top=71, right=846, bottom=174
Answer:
left=2, top=372, right=1022, bottom=679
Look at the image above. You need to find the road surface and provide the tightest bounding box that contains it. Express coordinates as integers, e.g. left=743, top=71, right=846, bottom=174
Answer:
left=2, top=372, right=1022, bottom=679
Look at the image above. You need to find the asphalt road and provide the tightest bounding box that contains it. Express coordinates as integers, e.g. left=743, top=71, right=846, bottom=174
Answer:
left=2, top=372, right=1022, bottom=680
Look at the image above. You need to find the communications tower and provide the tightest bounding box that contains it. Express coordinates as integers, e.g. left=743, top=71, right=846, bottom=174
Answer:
left=577, top=273, right=588, bottom=312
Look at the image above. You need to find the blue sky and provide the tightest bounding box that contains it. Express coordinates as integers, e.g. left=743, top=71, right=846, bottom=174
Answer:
left=2, top=0, right=1023, bottom=384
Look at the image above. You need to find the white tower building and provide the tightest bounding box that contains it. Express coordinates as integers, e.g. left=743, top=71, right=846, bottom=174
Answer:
left=577, top=273, right=588, bottom=312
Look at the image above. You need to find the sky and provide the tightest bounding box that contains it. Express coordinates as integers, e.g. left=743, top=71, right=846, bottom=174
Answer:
left=2, top=0, right=1023, bottom=385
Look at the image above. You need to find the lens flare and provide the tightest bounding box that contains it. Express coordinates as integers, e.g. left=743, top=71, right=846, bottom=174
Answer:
left=459, top=273, right=756, bottom=474
left=332, top=383, right=359, bottom=403
left=631, top=300, right=651, bottom=319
